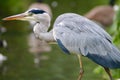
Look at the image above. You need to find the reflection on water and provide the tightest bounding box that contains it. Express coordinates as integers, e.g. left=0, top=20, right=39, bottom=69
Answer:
left=28, top=33, right=51, bottom=67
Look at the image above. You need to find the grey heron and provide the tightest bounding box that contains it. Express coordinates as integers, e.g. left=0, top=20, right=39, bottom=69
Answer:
left=3, top=8, right=120, bottom=80
left=85, top=0, right=115, bottom=27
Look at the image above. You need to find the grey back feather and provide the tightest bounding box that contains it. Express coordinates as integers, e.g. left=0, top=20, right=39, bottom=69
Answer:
left=53, top=13, right=112, bottom=56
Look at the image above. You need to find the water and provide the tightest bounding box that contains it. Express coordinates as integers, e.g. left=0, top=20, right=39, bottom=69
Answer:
left=0, top=26, right=102, bottom=80
left=0, top=0, right=108, bottom=80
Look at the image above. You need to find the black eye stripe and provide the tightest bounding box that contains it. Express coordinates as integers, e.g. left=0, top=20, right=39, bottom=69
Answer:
left=29, top=9, right=46, bottom=14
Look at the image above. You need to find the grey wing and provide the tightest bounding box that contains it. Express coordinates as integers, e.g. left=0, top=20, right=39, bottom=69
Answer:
left=54, top=13, right=112, bottom=43
left=83, top=34, right=120, bottom=68
left=53, top=13, right=120, bottom=68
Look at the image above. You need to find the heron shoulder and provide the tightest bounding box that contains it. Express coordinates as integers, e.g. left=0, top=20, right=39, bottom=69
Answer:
left=54, top=13, right=83, bottom=25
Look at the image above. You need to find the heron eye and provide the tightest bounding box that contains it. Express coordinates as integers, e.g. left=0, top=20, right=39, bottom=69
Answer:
left=28, top=12, right=33, bottom=16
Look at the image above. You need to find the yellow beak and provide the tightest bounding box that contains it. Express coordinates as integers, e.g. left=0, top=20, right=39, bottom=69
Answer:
left=3, top=13, right=28, bottom=21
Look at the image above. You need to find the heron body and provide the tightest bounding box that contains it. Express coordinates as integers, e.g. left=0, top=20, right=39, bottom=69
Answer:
left=3, top=8, right=120, bottom=80
left=53, top=13, right=120, bottom=69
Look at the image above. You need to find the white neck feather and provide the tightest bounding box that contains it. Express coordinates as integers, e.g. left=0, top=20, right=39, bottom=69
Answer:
left=33, top=21, right=50, bottom=33
left=33, top=13, right=51, bottom=34
left=33, top=14, right=55, bottom=42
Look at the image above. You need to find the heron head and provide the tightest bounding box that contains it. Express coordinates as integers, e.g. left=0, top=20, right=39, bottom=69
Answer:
left=3, top=8, right=50, bottom=22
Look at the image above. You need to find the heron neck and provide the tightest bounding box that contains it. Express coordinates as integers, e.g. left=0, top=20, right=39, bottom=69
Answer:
left=33, top=19, right=55, bottom=42
left=34, top=20, right=50, bottom=33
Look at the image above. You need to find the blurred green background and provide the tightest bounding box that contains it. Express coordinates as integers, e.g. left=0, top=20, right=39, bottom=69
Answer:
left=0, top=0, right=120, bottom=80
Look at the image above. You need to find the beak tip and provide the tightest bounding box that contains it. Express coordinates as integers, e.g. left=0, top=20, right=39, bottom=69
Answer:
left=2, top=13, right=28, bottom=21
left=2, top=17, right=12, bottom=21
left=2, top=13, right=25, bottom=21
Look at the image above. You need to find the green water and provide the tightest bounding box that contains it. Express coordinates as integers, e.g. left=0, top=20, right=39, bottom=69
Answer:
left=0, top=0, right=108, bottom=80
left=0, top=32, right=102, bottom=80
